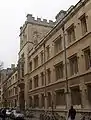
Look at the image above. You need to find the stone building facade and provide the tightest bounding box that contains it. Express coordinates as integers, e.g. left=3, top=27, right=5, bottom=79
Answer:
left=18, top=0, right=91, bottom=111
left=1, top=66, right=18, bottom=108
left=18, top=14, right=55, bottom=110
left=0, top=66, right=14, bottom=107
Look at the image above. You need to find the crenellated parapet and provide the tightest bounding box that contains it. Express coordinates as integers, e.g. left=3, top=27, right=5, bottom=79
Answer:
left=20, top=14, right=55, bottom=36
left=26, top=14, right=55, bottom=27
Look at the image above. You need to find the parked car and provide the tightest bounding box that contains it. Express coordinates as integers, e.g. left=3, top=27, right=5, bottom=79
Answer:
left=10, top=110, right=24, bottom=120
left=0, top=108, right=3, bottom=118
left=6, top=109, right=12, bottom=117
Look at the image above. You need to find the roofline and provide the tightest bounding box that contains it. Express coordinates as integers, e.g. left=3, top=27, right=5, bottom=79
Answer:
left=28, top=0, right=89, bottom=57
left=1, top=67, right=17, bottom=85
left=19, top=21, right=55, bottom=36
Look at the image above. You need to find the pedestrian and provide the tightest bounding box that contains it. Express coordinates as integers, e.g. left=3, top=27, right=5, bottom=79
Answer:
left=68, top=106, right=76, bottom=120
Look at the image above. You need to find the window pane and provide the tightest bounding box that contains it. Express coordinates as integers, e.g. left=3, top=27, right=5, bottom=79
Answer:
left=71, top=87, right=81, bottom=105
left=47, top=92, right=52, bottom=107
left=41, top=72, right=44, bottom=86
left=34, top=75, right=38, bottom=88
left=80, top=15, right=87, bottom=35
left=41, top=94, right=45, bottom=107
left=29, top=61, right=32, bottom=72
left=56, top=90, right=65, bottom=106
left=69, top=55, right=78, bottom=76
left=47, top=69, right=51, bottom=84
left=55, top=36, right=62, bottom=54
left=46, top=46, right=50, bottom=60
left=55, top=62, right=63, bottom=80
left=84, top=48, right=91, bottom=70
left=34, top=95, right=39, bottom=107
left=34, top=56, right=38, bottom=68
left=29, top=79, right=32, bottom=90
left=40, top=51, right=44, bottom=64
left=67, top=25, right=75, bottom=43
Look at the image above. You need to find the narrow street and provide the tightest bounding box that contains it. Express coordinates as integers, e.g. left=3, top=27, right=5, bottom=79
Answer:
left=0, top=117, right=39, bottom=120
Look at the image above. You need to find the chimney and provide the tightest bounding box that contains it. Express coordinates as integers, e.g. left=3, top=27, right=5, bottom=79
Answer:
left=11, top=64, right=15, bottom=69
left=55, top=10, right=66, bottom=22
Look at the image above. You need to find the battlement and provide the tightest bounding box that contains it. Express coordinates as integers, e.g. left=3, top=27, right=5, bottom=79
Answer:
left=20, top=14, right=55, bottom=35
left=26, top=14, right=55, bottom=27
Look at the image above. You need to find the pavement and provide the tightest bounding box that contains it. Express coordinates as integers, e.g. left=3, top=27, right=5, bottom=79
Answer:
left=0, top=118, right=39, bottom=120
left=25, top=117, right=39, bottom=120
left=0, top=115, right=40, bottom=120
left=0, top=118, right=11, bottom=120
left=25, top=111, right=40, bottom=120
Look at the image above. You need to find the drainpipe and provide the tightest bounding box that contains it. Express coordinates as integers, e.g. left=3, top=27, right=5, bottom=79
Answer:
left=62, top=26, right=70, bottom=110
left=43, top=43, right=47, bottom=111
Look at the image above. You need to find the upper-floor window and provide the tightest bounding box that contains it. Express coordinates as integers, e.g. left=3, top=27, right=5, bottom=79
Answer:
left=21, top=53, right=24, bottom=59
left=41, top=72, right=44, bottom=86
left=55, top=62, right=63, bottom=80
left=15, top=87, right=17, bottom=95
left=29, top=79, right=32, bottom=90
left=34, top=75, right=39, bottom=88
left=84, top=47, right=91, bottom=70
left=29, top=61, right=32, bottom=72
left=15, top=73, right=17, bottom=80
left=46, top=45, right=50, bottom=60
left=47, top=68, right=51, bottom=84
left=67, top=24, right=75, bottom=43
left=40, top=51, right=44, bottom=64
left=80, top=14, right=87, bottom=35
left=21, top=63, right=24, bottom=77
left=20, top=34, right=27, bottom=47
left=13, top=76, right=14, bottom=80
left=34, top=55, right=38, bottom=69
left=69, top=55, right=78, bottom=76
left=9, top=79, right=11, bottom=85
left=54, top=35, right=62, bottom=54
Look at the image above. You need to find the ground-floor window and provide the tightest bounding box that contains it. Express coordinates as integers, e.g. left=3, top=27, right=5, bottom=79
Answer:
left=56, top=89, right=65, bottom=106
left=71, top=86, right=81, bottom=105
left=29, top=96, right=32, bottom=107
left=41, top=93, right=45, bottom=107
left=34, top=95, right=39, bottom=107
left=87, top=85, right=91, bottom=103
left=47, top=92, right=52, bottom=107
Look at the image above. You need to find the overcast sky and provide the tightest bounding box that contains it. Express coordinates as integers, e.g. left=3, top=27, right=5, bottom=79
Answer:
left=0, top=0, right=79, bottom=68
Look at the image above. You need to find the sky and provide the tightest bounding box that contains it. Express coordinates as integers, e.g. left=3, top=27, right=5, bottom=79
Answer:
left=0, top=0, right=79, bottom=68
